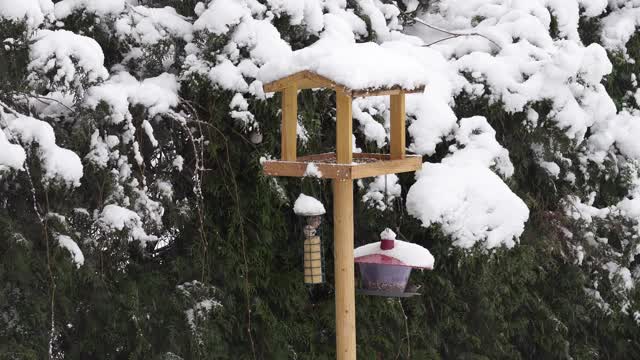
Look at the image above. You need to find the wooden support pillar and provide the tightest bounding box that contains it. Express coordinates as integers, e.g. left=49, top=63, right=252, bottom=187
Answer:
left=390, top=93, right=406, bottom=160
left=281, top=84, right=298, bottom=161
left=333, top=89, right=356, bottom=360
left=336, top=90, right=353, bottom=164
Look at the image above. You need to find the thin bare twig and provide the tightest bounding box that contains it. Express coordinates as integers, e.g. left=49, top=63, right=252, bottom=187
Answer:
left=413, top=17, right=502, bottom=49
left=394, top=299, right=411, bottom=359
left=30, top=94, right=75, bottom=113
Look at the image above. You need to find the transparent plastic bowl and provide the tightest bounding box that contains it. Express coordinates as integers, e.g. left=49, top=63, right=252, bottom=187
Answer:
left=358, top=263, right=411, bottom=293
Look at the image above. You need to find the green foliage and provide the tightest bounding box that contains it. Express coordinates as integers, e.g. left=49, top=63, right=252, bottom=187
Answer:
left=2, top=2, right=640, bottom=360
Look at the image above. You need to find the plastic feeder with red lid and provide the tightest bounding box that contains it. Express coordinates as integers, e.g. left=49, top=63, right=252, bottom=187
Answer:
left=354, top=228, right=434, bottom=297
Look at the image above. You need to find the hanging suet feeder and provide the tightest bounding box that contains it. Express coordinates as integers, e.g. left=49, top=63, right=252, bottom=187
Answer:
left=294, top=194, right=326, bottom=284
left=355, top=228, right=434, bottom=297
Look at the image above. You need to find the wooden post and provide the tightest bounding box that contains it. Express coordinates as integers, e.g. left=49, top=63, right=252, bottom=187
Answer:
left=281, top=84, right=298, bottom=161
left=336, top=90, right=353, bottom=164
left=333, top=89, right=356, bottom=360
left=390, top=93, right=405, bottom=160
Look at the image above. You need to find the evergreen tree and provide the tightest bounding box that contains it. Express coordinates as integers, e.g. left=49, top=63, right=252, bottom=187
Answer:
left=2, top=0, right=640, bottom=359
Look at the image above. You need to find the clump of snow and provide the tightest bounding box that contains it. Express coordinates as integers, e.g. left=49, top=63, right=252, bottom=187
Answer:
left=293, top=193, right=326, bottom=216
left=209, top=59, right=249, bottom=92
left=185, top=299, right=222, bottom=332
left=54, top=0, right=126, bottom=19
left=407, top=163, right=529, bottom=249
left=445, top=116, right=514, bottom=178
left=380, top=228, right=396, bottom=240
left=99, top=204, right=156, bottom=243
left=193, top=0, right=249, bottom=34
left=303, top=163, right=322, bottom=178
left=601, top=4, right=640, bottom=52
left=352, top=97, right=388, bottom=148
left=28, top=30, right=109, bottom=88
left=0, top=129, right=27, bottom=170
left=5, top=115, right=83, bottom=186
left=362, top=174, right=401, bottom=211
left=85, top=71, right=180, bottom=124
left=56, top=234, right=84, bottom=268
left=259, top=41, right=428, bottom=91
left=354, top=230, right=435, bottom=269
left=540, top=161, right=561, bottom=178
left=605, top=261, right=634, bottom=291
left=0, top=0, right=54, bottom=28
left=115, top=5, right=193, bottom=45
left=563, top=194, right=610, bottom=224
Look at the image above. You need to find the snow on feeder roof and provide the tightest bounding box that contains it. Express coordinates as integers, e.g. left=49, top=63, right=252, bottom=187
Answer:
left=294, top=193, right=326, bottom=217
left=260, top=42, right=428, bottom=97
left=354, top=228, right=434, bottom=269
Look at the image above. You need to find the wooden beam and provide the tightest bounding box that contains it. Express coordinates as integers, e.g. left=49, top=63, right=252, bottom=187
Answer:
left=336, top=90, right=353, bottom=164
left=281, top=84, right=298, bottom=161
left=263, top=70, right=340, bottom=93
left=262, top=154, right=422, bottom=179
left=297, top=153, right=336, bottom=162
left=350, top=155, right=421, bottom=179
left=263, top=70, right=426, bottom=97
left=351, top=86, right=424, bottom=98
left=390, top=93, right=406, bottom=160
left=262, top=160, right=353, bottom=179
left=333, top=178, right=356, bottom=360
left=264, top=71, right=305, bottom=93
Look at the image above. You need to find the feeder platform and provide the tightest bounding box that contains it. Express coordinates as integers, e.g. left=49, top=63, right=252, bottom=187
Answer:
left=263, top=152, right=422, bottom=180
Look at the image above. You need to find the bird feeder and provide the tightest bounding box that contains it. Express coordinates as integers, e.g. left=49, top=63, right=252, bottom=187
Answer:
left=355, top=228, right=434, bottom=297
left=259, top=41, right=428, bottom=360
left=294, top=194, right=326, bottom=284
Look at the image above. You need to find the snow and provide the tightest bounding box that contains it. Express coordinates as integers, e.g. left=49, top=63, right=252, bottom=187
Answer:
left=0, top=128, right=26, bottom=170
left=407, top=163, right=529, bottom=249
left=267, top=0, right=324, bottom=34
left=185, top=299, right=222, bottom=332
left=303, top=163, right=322, bottom=178
left=115, top=5, right=193, bottom=45
left=142, top=120, right=158, bottom=147
left=362, top=174, right=401, bottom=211
left=209, top=59, right=249, bottom=92
left=5, top=115, right=83, bottom=186
left=564, top=195, right=610, bottom=224
left=540, top=161, right=561, bottom=178
left=193, top=0, right=248, bottom=34
left=380, top=228, right=396, bottom=240
left=85, top=72, right=180, bottom=124
left=445, top=116, right=514, bottom=178
left=601, top=5, right=640, bottom=52
left=99, top=204, right=156, bottom=243
left=259, top=41, right=429, bottom=91
left=56, top=234, right=84, bottom=268
left=0, top=0, right=54, bottom=28
left=605, top=261, right=634, bottom=291
left=54, top=0, right=126, bottom=19
left=352, top=98, right=388, bottom=148
left=354, top=228, right=435, bottom=269
left=293, top=193, right=326, bottom=216
left=29, top=30, right=109, bottom=87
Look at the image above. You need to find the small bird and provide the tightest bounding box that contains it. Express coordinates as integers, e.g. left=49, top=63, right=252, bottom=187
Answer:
left=405, top=284, right=421, bottom=293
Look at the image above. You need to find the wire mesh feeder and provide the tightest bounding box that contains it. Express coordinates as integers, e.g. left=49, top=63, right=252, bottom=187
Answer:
left=354, top=228, right=434, bottom=297
left=294, top=194, right=327, bottom=284
left=302, top=215, right=325, bottom=284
